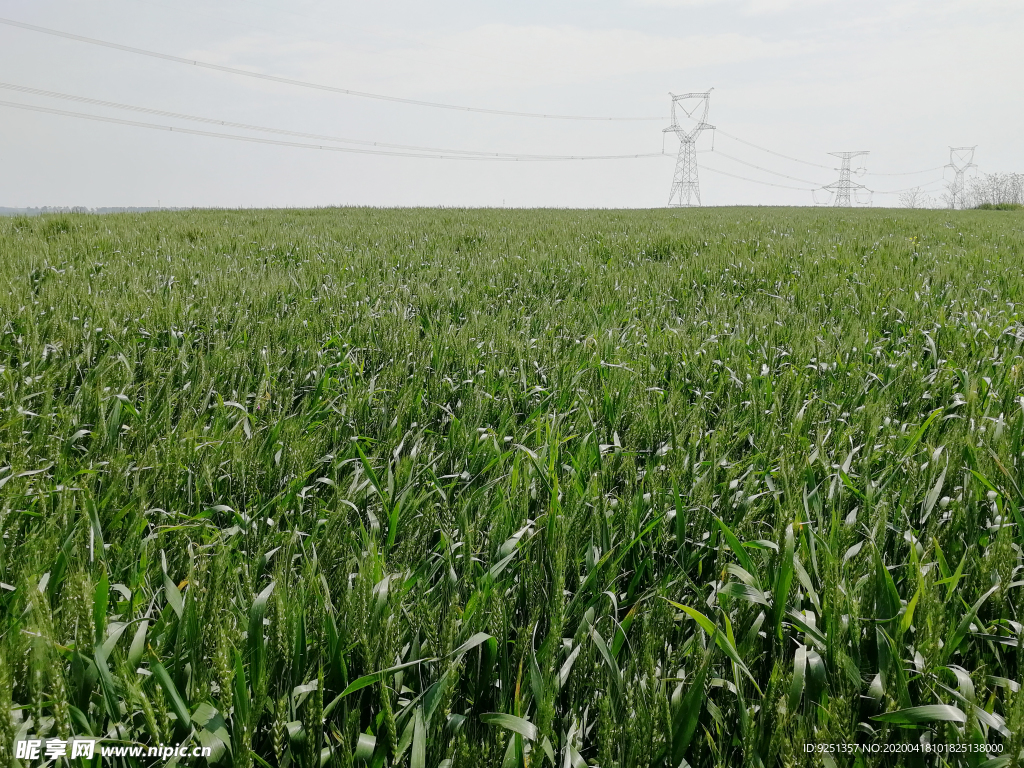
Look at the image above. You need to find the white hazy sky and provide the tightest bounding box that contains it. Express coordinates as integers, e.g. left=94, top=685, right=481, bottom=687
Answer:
left=0, top=0, right=1020, bottom=208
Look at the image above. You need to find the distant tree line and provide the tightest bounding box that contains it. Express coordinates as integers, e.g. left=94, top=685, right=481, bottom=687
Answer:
left=965, top=172, right=1024, bottom=208
left=0, top=206, right=184, bottom=216
left=900, top=172, right=1023, bottom=210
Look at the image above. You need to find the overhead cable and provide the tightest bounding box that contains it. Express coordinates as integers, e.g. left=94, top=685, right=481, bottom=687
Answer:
left=864, top=166, right=946, bottom=177
left=0, top=99, right=670, bottom=161
left=0, top=16, right=664, bottom=122
left=708, top=149, right=825, bottom=186
left=699, top=164, right=818, bottom=192
left=714, top=129, right=834, bottom=169
left=870, top=178, right=948, bottom=195
left=716, top=128, right=947, bottom=179
left=0, top=81, right=658, bottom=159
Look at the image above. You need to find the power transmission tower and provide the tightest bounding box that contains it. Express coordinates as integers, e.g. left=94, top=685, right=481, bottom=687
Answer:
left=823, top=151, right=869, bottom=207
left=664, top=90, right=714, bottom=207
left=945, top=146, right=976, bottom=209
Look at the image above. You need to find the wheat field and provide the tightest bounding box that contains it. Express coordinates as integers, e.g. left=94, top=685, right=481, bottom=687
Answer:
left=1, top=206, right=1023, bottom=767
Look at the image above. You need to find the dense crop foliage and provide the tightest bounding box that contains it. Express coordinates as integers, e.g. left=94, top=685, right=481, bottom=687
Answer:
left=1, top=206, right=1023, bottom=767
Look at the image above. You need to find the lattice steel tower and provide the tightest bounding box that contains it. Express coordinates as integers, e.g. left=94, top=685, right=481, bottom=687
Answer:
left=664, top=90, right=714, bottom=207
left=823, top=151, right=869, bottom=207
left=945, top=146, right=976, bottom=210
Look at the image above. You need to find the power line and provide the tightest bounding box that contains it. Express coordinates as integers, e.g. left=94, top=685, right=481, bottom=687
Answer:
left=863, top=166, right=945, bottom=177
left=715, top=128, right=945, bottom=179
left=870, top=178, right=947, bottom=195
left=0, top=99, right=671, bottom=161
left=0, top=16, right=956, bottom=183
left=138, top=0, right=589, bottom=87
left=3, top=92, right=945, bottom=199
left=0, top=81, right=659, bottom=160
left=699, top=164, right=818, bottom=192
left=714, top=129, right=834, bottom=170
left=0, top=16, right=663, bottom=122
left=5, top=80, right=913, bottom=183
left=708, top=149, right=825, bottom=186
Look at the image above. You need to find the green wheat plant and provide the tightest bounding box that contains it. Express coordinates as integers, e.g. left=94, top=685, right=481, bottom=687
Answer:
left=1, top=205, right=1023, bottom=767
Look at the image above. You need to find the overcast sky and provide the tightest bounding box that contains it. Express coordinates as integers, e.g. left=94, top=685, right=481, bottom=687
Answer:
left=0, top=0, right=1020, bottom=208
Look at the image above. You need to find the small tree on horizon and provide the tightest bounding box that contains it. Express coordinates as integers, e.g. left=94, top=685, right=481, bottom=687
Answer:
left=899, top=186, right=935, bottom=209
